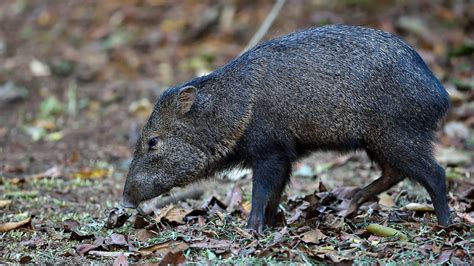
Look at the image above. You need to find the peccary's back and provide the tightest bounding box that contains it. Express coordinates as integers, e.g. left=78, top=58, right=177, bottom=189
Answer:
left=227, top=25, right=449, bottom=150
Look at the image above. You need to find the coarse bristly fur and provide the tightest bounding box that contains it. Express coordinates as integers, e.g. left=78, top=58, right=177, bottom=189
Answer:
left=122, top=24, right=451, bottom=231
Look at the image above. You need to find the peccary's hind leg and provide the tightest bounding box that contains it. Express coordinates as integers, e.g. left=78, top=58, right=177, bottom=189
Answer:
left=247, top=152, right=290, bottom=232
left=409, top=161, right=451, bottom=226
left=345, top=164, right=404, bottom=218
left=363, top=131, right=451, bottom=225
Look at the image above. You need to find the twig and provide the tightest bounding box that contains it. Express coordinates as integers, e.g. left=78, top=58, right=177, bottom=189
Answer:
left=154, top=187, right=205, bottom=209
left=136, top=205, right=157, bottom=225
left=141, top=187, right=206, bottom=214
left=88, top=251, right=135, bottom=257
left=241, top=0, right=285, bottom=55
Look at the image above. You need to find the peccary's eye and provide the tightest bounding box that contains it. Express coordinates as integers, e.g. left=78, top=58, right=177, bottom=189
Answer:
left=147, top=137, right=161, bottom=150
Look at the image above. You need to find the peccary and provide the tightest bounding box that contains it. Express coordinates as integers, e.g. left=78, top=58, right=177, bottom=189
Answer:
left=122, top=25, right=451, bottom=231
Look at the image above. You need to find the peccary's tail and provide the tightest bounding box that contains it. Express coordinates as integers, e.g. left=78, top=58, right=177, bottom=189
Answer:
left=414, top=51, right=450, bottom=121
left=432, top=79, right=450, bottom=119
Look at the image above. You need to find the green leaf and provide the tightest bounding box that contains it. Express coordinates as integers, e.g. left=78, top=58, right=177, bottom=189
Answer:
left=39, top=96, right=63, bottom=118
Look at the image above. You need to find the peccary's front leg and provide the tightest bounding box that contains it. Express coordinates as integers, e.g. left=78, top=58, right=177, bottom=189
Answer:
left=247, top=153, right=290, bottom=232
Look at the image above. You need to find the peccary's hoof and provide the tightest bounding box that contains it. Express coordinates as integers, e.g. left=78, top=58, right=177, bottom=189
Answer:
left=343, top=201, right=361, bottom=218
left=247, top=217, right=265, bottom=234
left=437, top=213, right=453, bottom=227
left=246, top=223, right=264, bottom=234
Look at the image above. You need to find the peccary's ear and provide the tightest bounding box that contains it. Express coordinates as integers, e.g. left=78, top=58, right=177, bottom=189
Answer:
left=177, top=86, right=197, bottom=115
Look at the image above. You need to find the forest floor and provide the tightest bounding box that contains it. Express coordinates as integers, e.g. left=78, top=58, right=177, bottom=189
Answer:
left=1, top=0, right=473, bottom=264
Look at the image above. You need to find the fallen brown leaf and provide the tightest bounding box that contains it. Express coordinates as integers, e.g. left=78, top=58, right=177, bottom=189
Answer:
left=155, top=205, right=190, bottom=225
left=63, top=219, right=80, bottom=233
left=133, top=214, right=151, bottom=229
left=19, top=256, right=33, bottom=264
left=0, top=216, right=33, bottom=232
left=378, top=193, right=395, bottom=209
left=0, top=199, right=12, bottom=208
left=183, top=209, right=207, bottom=224
left=133, top=228, right=158, bottom=242
left=318, top=182, right=328, bottom=192
left=301, top=229, right=327, bottom=244
left=138, top=240, right=189, bottom=257
left=287, top=201, right=310, bottom=224
left=273, top=226, right=289, bottom=243
left=105, top=233, right=129, bottom=247
left=432, top=243, right=442, bottom=254
left=234, top=226, right=253, bottom=238
left=112, top=254, right=129, bottom=266
left=456, top=212, right=474, bottom=224
left=105, top=208, right=130, bottom=229
left=330, top=186, right=360, bottom=200
left=69, top=231, right=95, bottom=241
left=313, top=245, right=335, bottom=255
left=202, top=196, right=228, bottom=213
left=461, top=187, right=474, bottom=199
left=159, top=251, right=186, bottom=265
left=6, top=177, right=26, bottom=185
left=67, top=150, right=81, bottom=164
left=325, top=253, right=353, bottom=263
left=190, top=238, right=234, bottom=250
left=452, top=249, right=467, bottom=260
left=76, top=243, right=100, bottom=255
left=30, top=166, right=62, bottom=180
left=436, top=249, right=455, bottom=264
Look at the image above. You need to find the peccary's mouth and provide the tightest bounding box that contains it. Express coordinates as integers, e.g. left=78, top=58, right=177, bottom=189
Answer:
left=120, top=196, right=139, bottom=209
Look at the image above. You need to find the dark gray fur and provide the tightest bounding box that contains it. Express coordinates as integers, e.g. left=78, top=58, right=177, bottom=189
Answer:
left=122, top=25, right=451, bottom=231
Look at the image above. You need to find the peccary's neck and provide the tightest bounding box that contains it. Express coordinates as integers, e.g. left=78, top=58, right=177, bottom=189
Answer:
left=183, top=55, right=265, bottom=177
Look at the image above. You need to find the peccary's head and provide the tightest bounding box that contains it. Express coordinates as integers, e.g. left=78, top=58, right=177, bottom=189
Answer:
left=121, top=85, right=210, bottom=208
left=122, top=69, right=255, bottom=208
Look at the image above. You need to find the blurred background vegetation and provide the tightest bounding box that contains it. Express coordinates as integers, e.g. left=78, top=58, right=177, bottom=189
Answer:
left=0, top=0, right=472, bottom=173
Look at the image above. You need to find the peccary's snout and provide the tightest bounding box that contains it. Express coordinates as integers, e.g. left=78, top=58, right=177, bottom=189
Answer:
left=120, top=193, right=139, bottom=209
left=121, top=175, right=141, bottom=209
left=122, top=165, right=171, bottom=208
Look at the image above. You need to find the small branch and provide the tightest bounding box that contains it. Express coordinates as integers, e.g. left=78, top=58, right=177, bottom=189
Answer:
left=154, top=187, right=205, bottom=209
left=141, top=187, right=206, bottom=215
left=241, top=0, right=285, bottom=55
left=88, top=251, right=135, bottom=257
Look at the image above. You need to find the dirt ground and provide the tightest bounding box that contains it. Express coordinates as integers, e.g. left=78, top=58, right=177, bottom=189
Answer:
left=0, top=0, right=473, bottom=264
